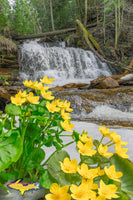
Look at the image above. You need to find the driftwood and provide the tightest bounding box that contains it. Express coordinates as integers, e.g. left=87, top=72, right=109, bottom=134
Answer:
left=14, top=23, right=97, bottom=41
left=76, top=19, right=120, bottom=66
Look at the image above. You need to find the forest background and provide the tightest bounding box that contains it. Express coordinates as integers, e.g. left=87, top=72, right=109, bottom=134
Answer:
left=0, top=0, right=133, bottom=65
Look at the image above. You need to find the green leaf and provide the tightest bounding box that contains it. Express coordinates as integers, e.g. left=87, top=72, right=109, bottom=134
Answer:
left=93, top=140, right=100, bottom=147
left=48, top=150, right=70, bottom=182
left=0, top=130, right=23, bottom=172
left=0, top=172, right=13, bottom=184
left=40, top=171, right=55, bottom=189
left=113, top=192, right=131, bottom=200
left=26, top=147, right=45, bottom=170
left=0, top=121, right=3, bottom=134
left=80, top=155, right=98, bottom=165
left=110, top=154, right=133, bottom=196
left=5, top=104, right=21, bottom=116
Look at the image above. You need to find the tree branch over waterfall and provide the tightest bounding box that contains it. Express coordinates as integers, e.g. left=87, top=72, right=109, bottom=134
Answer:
left=76, top=19, right=120, bottom=66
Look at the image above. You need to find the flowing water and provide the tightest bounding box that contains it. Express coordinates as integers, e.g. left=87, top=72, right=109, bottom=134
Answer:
left=19, top=40, right=112, bottom=87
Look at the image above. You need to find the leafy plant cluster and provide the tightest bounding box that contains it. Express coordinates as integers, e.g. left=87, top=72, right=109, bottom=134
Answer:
left=0, top=76, right=133, bottom=200
left=43, top=127, right=133, bottom=200
left=0, top=76, right=74, bottom=191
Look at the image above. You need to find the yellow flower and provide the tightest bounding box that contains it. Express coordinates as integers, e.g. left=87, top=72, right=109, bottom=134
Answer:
left=99, top=126, right=111, bottom=137
left=46, top=101, right=60, bottom=113
left=110, top=132, right=128, bottom=146
left=57, top=100, right=73, bottom=112
left=61, top=109, right=71, bottom=120
left=98, top=180, right=119, bottom=199
left=79, top=132, right=93, bottom=144
left=41, top=90, right=55, bottom=100
left=59, top=157, right=78, bottom=173
left=40, top=76, right=54, bottom=84
left=27, top=92, right=40, bottom=104
left=98, top=143, right=113, bottom=157
left=45, top=183, right=71, bottom=200
left=77, top=164, right=100, bottom=180
left=23, top=80, right=33, bottom=88
left=61, top=120, right=74, bottom=132
left=11, top=96, right=26, bottom=106
left=104, top=165, right=123, bottom=182
left=96, top=167, right=105, bottom=176
left=81, top=178, right=98, bottom=191
left=115, top=142, right=129, bottom=158
left=70, top=183, right=91, bottom=200
left=77, top=141, right=96, bottom=156
left=32, top=81, right=46, bottom=90
left=16, top=90, right=28, bottom=98
left=77, top=163, right=90, bottom=179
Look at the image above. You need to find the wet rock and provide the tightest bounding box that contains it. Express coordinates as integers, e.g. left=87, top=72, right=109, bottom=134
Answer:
left=89, top=77, right=119, bottom=89
left=0, top=86, right=21, bottom=111
left=51, top=83, right=89, bottom=91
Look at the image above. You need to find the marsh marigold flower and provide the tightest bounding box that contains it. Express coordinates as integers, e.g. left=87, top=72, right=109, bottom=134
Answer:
left=45, top=183, right=71, bottom=200
left=46, top=101, right=60, bottom=113
left=61, top=120, right=74, bottom=132
left=40, top=76, right=54, bottom=84
left=23, top=80, right=33, bottom=88
left=81, top=178, right=98, bottom=191
left=77, top=141, right=96, bottom=156
left=70, top=183, right=91, bottom=200
left=16, top=90, right=28, bottom=98
left=98, top=180, right=119, bottom=199
left=59, top=157, right=78, bottom=173
left=41, top=90, right=54, bottom=100
left=115, top=142, right=129, bottom=158
left=99, top=126, right=111, bottom=137
left=104, top=165, right=123, bottom=182
left=98, top=143, right=113, bottom=157
left=26, top=92, right=40, bottom=104
left=11, top=96, right=26, bottom=106
left=79, top=132, right=93, bottom=144
left=61, top=109, right=71, bottom=120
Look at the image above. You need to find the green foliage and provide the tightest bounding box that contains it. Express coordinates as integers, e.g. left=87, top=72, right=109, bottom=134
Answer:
left=111, top=154, right=133, bottom=195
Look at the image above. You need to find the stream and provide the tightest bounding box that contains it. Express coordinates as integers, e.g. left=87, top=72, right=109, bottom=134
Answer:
left=19, top=40, right=133, bottom=160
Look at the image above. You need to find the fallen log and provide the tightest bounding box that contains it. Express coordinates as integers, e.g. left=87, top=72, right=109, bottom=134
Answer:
left=14, top=23, right=97, bottom=41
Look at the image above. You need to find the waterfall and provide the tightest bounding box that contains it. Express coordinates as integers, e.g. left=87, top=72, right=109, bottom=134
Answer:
left=19, top=40, right=112, bottom=87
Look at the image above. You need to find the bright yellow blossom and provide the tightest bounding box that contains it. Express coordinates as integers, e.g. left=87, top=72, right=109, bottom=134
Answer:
left=77, top=141, right=96, bottom=156
left=23, top=80, right=33, bottom=88
left=115, top=142, right=129, bottom=158
left=45, top=183, right=71, bottom=200
left=40, top=76, right=54, bottom=84
left=77, top=163, right=100, bottom=180
left=61, top=109, right=71, bottom=120
left=46, top=101, right=60, bottom=113
left=57, top=100, right=73, bottom=112
left=70, top=183, right=92, bottom=200
left=11, top=96, right=26, bottom=106
left=41, top=90, right=54, bottom=100
left=59, top=157, right=78, bottom=173
left=81, top=178, right=98, bottom=191
left=79, top=132, right=93, bottom=144
left=99, top=126, right=111, bottom=137
left=104, top=165, right=123, bottom=182
left=27, top=92, right=40, bottom=104
left=61, top=120, right=74, bottom=132
left=98, top=180, right=119, bottom=199
left=16, top=90, right=28, bottom=98
left=32, top=81, right=46, bottom=90
left=98, top=143, right=113, bottom=157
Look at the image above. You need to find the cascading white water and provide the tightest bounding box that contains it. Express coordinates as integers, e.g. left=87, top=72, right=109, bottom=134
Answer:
left=19, top=40, right=112, bottom=87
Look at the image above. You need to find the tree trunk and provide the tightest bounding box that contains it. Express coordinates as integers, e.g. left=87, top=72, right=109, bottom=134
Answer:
left=50, top=0, right=55, bottom=31
left=84, top=0, right=88, bottom=27
left=115, top=1, right=118, bottom=49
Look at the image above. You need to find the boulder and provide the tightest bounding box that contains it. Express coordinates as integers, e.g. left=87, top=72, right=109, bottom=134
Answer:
left=89, top=77, right=119, bottom=89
